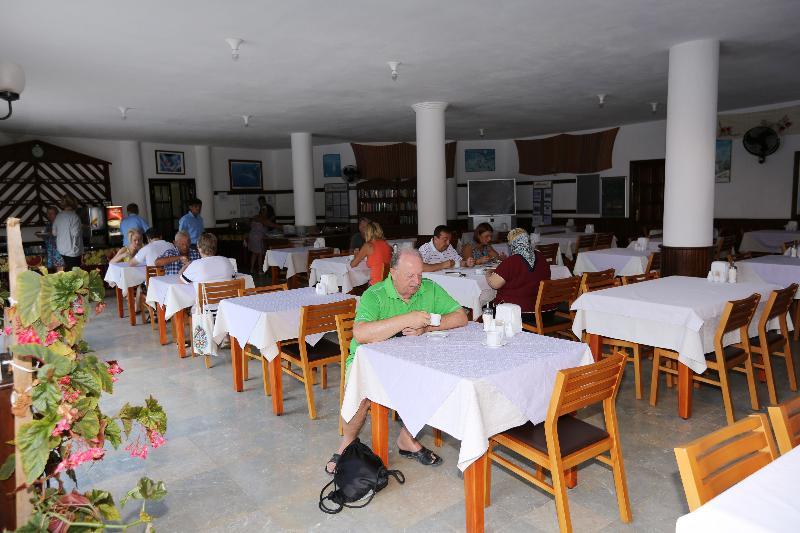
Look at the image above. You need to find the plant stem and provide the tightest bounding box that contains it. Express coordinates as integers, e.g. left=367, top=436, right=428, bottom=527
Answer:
left=49, top=512, right=144, bottom=530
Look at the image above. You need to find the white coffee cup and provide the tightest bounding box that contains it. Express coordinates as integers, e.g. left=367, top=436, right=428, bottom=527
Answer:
left=454, top=257, right=462, bottom=268
left=486, top=330, right=502, bottom=347
left=315, top=282, right=326, bottom=295
left=430, top=313, right=441, bottom=327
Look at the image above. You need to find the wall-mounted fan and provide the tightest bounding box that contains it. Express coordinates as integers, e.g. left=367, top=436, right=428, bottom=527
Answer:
left=342, top=165, right=361, bottom=183
left=743, top=126, right=780, bottom=164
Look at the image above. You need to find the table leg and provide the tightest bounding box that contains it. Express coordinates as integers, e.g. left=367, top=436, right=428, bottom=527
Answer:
left=586, top=333, right=602, bottom=362
left=268, top=355, right=283, bottom=416
left=116, top=287, right=124, bottom=318
left=175, top=311, right=187, bottom=358
left=232, top=337, right=244, bottom=392
left=371, top=402, right=389, bottom=467
left=157, top=305, right=167, bottom=345
left=464, top=453, right=487, bottom=533
left=678, top=362, right=694, bottom=419
left=127, top=287, right=137, bottom=326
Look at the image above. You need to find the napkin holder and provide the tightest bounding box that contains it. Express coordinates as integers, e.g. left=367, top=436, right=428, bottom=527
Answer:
left=786, top=221, right=798, bottom=231
left=584, top=224, right=595, bottom=234
left=636, top=237, right=649, bottom=252
left=320, top=274, right=338, bottom=294
left=313, top=237, right=326, bottom=249
left=710, top=261, right=729, bottom=282
left=494, top=303, right=522, bottom=334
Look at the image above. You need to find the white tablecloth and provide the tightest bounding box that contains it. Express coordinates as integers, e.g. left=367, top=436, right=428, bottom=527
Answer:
left=212, top=287, right=356, bottom=360
left=736, top=256, right=800, bottom=298
left=342, top=323, right=593, bottom=471
left=626, top=238, right=662, bottom=253
left=145, top=274, right=254, bottom=319
left=739, top=230, right=800, bottom=254
left=539, top=232, right=617, bottom=260
left=676, top=446, right=800, bottom=533
left=573, top=248, right=650, bottom=277
left=309, top=255, right=370, bottom=293
left=571, top=276, right=782, bottom=374
left=104, top=263, right=146, bottom=296
left=263, top=246, right=339, bottom=277
left=534, top=225, right=568, bottom=235
left=423, top=265, right=572, bottom=320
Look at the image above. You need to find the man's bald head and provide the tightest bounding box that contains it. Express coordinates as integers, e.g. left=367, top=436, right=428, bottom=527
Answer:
left=390, top=248, right=423, bottom=300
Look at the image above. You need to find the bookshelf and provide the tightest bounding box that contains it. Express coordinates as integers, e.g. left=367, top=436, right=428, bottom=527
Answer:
left=357, top=178, right=417, bottom=235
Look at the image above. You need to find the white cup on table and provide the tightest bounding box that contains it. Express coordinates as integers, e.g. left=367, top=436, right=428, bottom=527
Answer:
left=486, top=330, right=502, bottom=347
left=315, top=282, right=326, bottom=295
left=429, top=313, right=441, bottom=327
left=454, top=257, right=461, bottom=268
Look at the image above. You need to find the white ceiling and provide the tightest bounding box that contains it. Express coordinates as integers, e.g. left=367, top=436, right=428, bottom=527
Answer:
left=1, top=0, right=799, bottom=148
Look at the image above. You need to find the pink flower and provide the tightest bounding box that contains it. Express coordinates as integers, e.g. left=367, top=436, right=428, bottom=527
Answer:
left=53, top=447, right=105, bottom=473
left=52, top=417, right=71, bottom=436
left=16, top=327, right=41, bottom=345
left=106, top=361, right=123, bottom=376
left=148, top=430, right=166, bottom=449
left=44, top=330, right=60, bottom=346
left=75, top=306, right=84, bottom=315
left=124, top=441, right=150, bottom=460
left=95, top=302, right=107, bottom=315
left=3, top=327, right=10, bottom=336
left=58, top=376, right=71, bottom=386
left=62, top=389, right=80, bottom=403
left=66, top=310, right=77, bottom=327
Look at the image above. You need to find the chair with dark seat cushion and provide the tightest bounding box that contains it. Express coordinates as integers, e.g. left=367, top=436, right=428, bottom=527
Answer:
left=522, top=276, right=581, bottom=339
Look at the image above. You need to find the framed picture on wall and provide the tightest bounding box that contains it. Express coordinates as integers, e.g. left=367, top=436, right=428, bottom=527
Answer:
left=155, top=150, right=185, bottom=174
left=715, top=139, right=732, bottom=183
left=465, top=148, right=496, bottom=172
left=323, top=153, right=342, bottom=177
left=229, top=159, right=263, bottom=190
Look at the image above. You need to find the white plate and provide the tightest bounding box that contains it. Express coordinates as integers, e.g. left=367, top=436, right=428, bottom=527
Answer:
left=426, top=331, right=449, bottom=338
left=481, top=339, right=508, bottom=348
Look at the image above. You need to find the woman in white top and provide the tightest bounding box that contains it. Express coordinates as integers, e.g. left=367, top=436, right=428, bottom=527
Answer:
left=110, top=229, right=144, bottom=264
left=180, top=233, right=234, bottom=284
left=52, top=194, right=84, bottom=271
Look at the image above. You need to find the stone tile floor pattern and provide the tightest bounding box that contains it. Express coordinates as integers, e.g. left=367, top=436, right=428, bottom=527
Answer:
left=73, top=294, right=800, bottom=532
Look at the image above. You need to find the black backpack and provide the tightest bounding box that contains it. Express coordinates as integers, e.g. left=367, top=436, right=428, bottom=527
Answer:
left=318, top=438, right=405, bottom=514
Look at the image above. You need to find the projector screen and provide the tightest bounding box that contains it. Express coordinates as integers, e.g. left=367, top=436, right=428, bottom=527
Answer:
left=467, top=179, right=516, bottom=216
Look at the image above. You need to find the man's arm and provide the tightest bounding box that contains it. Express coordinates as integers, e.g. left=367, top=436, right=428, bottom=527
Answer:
left=154, top=255, right=181, bottom=267
left=353, top=311, right=431, bottom=344
left=422, top=259, right=454, bottom=272
left=428, top=307, right=468, bottom=332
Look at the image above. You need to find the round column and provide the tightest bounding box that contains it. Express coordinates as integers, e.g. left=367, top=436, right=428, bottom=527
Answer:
left=662, top=39, right=719, bottom=277
left=413, top=102, right=449, bottom=234
left=290, top=132, right=316, bottom=229
left=117, top=140, right=146, bottom=214
left=194, top=145, right=215, bottom=228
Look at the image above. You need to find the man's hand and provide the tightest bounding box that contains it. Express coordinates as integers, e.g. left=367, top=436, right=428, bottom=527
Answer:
left=465, top=257, right=475, bottom=267
left=401, top=326, right=426, bottom=336
left=405, top=310, right=431, bottom=330
left=180, top=256, right=190, bottom=265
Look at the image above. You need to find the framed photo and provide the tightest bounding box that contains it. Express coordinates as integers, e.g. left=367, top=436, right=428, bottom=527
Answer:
left=465, top=148, right=496, bottom=172
left=155, top=150, right=185, bottom=175
left=715, top=139, right=732, bottom=183
left=323, top=153, right=342, bottom=177
left=229, top=159, right=263, bottom=190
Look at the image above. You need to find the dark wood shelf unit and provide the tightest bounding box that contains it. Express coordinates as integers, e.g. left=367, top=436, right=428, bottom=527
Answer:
left=357, top=178, right=417, bottom=236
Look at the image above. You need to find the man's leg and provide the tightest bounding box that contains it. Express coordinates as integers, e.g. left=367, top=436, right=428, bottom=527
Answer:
left=327, top=399, right=370, bottom=473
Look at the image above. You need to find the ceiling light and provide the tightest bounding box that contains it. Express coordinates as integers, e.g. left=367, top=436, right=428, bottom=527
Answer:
left=479, top=128, right=485, bottom=138
left=242, top=114, right=252, bottom=127
left=0, top=60, right=25, bottom=120
left=387, top=61, right=401, bottom=81
left=118, top=106, right=130, bottom=120
left=650, top=102, right=658, bottom=114
left=597, top=94, right=606, bottom=108
left=226, top=38, right=244, bottom=61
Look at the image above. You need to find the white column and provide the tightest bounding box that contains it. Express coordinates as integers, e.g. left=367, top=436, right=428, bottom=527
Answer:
left=663, top=39, right=719, bottom=248
left=413, top=102, right=449, bottom=234
left=117, top=140, right=146, bottom=213
left=194, top=145, right=215, bottom=228
left=290, top=132, right=316, bottom=228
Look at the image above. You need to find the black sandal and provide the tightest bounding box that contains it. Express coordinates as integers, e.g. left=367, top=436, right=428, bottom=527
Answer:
left=398, top=446, right=442, bottom=466
left=324, top=453, right=341, bottom=475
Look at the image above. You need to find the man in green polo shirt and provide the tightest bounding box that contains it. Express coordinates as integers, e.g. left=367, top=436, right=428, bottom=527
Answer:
left=325, top=248, right=467, bottom=474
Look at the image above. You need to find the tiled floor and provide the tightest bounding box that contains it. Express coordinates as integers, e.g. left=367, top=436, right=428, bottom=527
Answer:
left=75, top=294, right=800, bottom=532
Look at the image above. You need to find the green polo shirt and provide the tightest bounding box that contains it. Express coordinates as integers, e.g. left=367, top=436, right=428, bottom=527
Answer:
left=346, top=277, right=462, bottom=372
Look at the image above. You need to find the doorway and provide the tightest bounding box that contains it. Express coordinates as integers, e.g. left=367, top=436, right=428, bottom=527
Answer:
left=629, top=159, right=665, bottom=235
left=149, top=179, right=196, bottom=240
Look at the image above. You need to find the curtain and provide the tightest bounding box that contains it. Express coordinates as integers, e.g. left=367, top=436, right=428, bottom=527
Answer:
left=350, top=142, right=457, bottom=180
left=515, top=128, right=618, bottom=175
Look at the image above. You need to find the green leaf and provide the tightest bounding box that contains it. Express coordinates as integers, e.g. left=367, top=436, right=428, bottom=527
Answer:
left=85, top=270, right=106, bottom=302
left=118, top=403, right=142, bottom=437
left=31, top=382, right=61, bottom=413
left=15, top=270, right=43, bottom=326
left=0, top=452, right=14, bottom=480
left=74, top=410, right=100, bottom=439
left=74, top=396, right=99, bottom=415
left=71, top=369, right=101, bottom=396
left=13, top=344, right=75, bottom=377
left=120, top=477, right=167, bottom=508
left=139, top=396, right=168, bottom=433
left=84, top=355, right=113, bottom=392
left=17, top=416, right=57, bottom=483
left=15, top=512, right=49, bottom=533
left=104, top=417, right=122, bottom=449
left=85, top=489, right=121, bottom=521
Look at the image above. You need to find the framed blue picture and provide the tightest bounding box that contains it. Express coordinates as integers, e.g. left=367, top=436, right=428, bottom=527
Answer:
left=715, top=139, right=732, bottom=183
left=465, top=149, right=496, bottom=172
left=229, top=159, right=263, bottom=190
left=323, top=153, right=342, bottom=177
left=155, top=150, right=185, bottom=174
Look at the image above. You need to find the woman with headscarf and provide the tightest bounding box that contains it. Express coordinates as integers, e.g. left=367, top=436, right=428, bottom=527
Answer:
left=485, top=227, right=551, bottom=314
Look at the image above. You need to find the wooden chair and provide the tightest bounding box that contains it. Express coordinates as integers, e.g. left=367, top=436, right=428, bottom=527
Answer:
left=291, top=247, right=335, bottom=288
left=266, top=242, right=293, bottom=284
left=195, top=278, right=246, bottom=368
left=487, top=353, right=630, bottom=533
left=279, top=298, right=357, bottom=419
left=748, top=284, right=798, bottom=405
left=536, top=242, right=561, bottom=265
left=522, top=276, right=581, bottom=339
left=621, top=271, right=660, bottom=285
left=237, top=283, right=290, bottom=395
left=579, top=269, right=617, bottom=294
left=593, top=233, right=614, bottom=250
left=674, top=414, right=777, bottom=511
left=767, top=395, right=800, bottom=455
left=646, top=251, right=661, bottom=273
left=651, top=293, right=761, bottom=424
left=575, top=234, right=597, bottom=254
left=335, top=312, right=356, bottom=436
left=415, top=235, right=433, bottom=249
left=714, top=235, right=737, bottom=260
left=141, top=266, right=164, bottom=330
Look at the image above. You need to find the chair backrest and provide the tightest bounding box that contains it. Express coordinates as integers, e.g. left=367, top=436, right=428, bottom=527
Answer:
left=646, top=271, right=660, bottom=281
left=674, top=414, right=777, bottom=511
left=593, top=233, right=613, bottom=250
left=767, top=395, right=800, bottom=455
left=575, top=234, right=597, bottom=253
left=715, top=235, right=737, bottom=260
left=307, top=247, right=335, bottom=270
left=535, top=242, right=560, bottom=264
left=145, top=266, right=164, bottom=286
left=535, top=276, right=581, bottom=313
left=621, top=273, right=649, bottom=285
left=238, top=283, right=288, bottom=297
left=714, top=293, right=760, bottom=347
left=646, top=251, right=661, bottom=273
left=299, top=298, right=357, bottom=339
left=335, top=312, right=356, bottom=358
left=197, top=278, right=246, bottom=312
left=760, top=283, right=798, bottom=327
left=548, top=352, right=626, bottom=421
left=579, top=269, right=618, bottom=294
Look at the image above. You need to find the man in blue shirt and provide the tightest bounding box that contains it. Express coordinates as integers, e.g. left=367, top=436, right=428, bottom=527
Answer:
left=178, top=198, right=204, bottom=245
left=119, top=203, right=149, bottom=246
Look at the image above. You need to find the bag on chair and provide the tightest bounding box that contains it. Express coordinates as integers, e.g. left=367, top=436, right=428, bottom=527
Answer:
left=318, top=438, right=405, bottom=514
left=191, top=309, right=219, bottom=357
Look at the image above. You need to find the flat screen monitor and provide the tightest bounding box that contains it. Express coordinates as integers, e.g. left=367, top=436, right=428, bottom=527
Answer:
left=467, top=179, right=516, bottom=216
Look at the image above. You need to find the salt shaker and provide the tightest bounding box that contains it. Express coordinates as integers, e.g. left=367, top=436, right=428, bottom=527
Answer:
left=728, top=265, right=737, bottom=283
left=503, top=319, right=514, bottom=339
left=482, top=304, right=494, bottom=331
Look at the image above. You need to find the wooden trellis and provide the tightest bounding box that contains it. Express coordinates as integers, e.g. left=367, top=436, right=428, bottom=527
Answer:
left=0, top=140, right=111, bottom=226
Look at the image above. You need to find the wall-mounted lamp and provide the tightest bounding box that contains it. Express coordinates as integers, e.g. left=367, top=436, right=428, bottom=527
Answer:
left=387, top=61, right=401, bottom=81
left=479, top=128, right=485, bottom=138
left=650, top=102, right=658, bottom=114
left=0, top=61, right=25, bottom=120
left=226, top=38, right=244, bottom=61
left=597, top=94, right=606, bottom=108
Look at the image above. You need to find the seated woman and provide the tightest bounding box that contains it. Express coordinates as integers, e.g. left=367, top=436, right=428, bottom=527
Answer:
left=462, top=222, right=504, bottom=265
left=180, top=233, right=235, bottom=284
left=485, top=227, right=551, bottom=315
left=350, top=221, right=392, bottom=285
left=109, top=229, right=144, bottom=264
